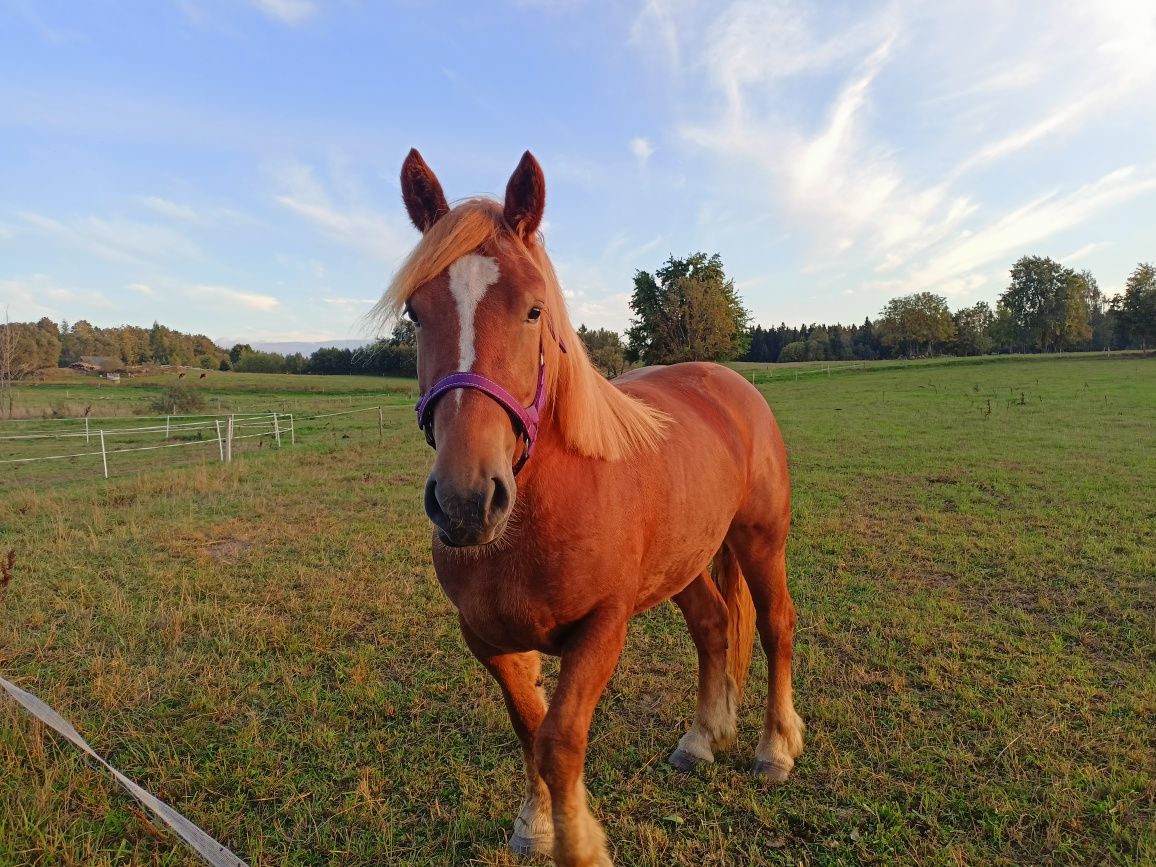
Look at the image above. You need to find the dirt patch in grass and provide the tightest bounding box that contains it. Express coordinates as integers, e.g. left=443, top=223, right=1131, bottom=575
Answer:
left=203, top=537, right=252, bottom=561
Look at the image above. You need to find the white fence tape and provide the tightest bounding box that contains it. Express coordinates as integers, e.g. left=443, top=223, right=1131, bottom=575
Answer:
left=0, top=675, right=248, bottom=867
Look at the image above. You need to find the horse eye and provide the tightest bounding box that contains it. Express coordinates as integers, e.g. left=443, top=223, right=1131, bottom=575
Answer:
left=405, top=305, right=420, bottom=326
left=527, top=307, right=542, bottom=322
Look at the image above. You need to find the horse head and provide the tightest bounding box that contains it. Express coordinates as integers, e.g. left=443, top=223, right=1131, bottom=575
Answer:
left=399, top=149, right=552, bottom=547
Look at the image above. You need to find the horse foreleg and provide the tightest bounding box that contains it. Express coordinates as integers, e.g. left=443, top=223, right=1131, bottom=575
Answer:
left=535, top=609, right=628, bottom=867
left=458, top=617, right=553, bottom=856
left=668, top=572, right=738, bottom=771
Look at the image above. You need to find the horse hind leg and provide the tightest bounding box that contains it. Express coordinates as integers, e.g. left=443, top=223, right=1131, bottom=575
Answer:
left=668, top=569, right=741, bottom=771
left=728, top=528, right=805, bottom=782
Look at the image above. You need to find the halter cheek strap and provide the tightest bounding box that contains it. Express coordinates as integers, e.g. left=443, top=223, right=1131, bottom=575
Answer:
left=415, top=334, right=561, bottom=475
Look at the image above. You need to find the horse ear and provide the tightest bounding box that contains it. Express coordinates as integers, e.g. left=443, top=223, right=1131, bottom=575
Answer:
left=503, top=151, right=546, bottom=241
left=401, top=148, right=450, bottom=233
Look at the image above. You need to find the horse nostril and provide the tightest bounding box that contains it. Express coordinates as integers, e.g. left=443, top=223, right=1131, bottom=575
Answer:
left=489, top=476, right=512, bottom=519
left=424, top=477, right=444, bottom=524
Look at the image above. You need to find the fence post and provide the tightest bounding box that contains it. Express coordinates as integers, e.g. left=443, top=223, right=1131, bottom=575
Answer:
left=85, top=416, right=90, bottom=444
left=166, top=415, right=171, bottom=439
left=215, top=420, right=224, bottom=461
left=99, top=430, right=108, bottom=479
left=289, top=414, right=295, bottom=445
left=273, top=412, right=281, bottom=447
left=225, top=415, right=233, bottom=464
left=378, top=407, right=384, bottom=444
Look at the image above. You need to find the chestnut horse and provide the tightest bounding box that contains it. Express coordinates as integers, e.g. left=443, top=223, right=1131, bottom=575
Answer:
left=375, top=149, right=804, bottom=867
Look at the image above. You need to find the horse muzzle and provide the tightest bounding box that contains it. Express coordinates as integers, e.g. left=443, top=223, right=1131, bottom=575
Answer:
left=424, top=471, right=514, bottom=547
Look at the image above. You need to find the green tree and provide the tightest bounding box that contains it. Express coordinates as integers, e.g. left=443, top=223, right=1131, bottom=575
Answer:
left=232, top=349, right=290, bottom=373
left=1112, top=262, right=1156, bottom=351
left=626, top=253, right=750, bottom=364
left=229, top=344, right=254, bottom=364
left=951, top=302, right=994, bottom=356
left=877, top=292, right=955, bottom=357
left=999, top=256, right=1092, bottom=351
left=0, top=319, right=61, bottom=379
left=576, top=325, right=626, bottom=377
left=777, top=341, right=806, bottom=363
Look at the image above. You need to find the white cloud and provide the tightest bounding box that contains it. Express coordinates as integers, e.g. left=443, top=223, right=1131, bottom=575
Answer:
left=251, top=0, right=316, bottom=26
left=196, top=284, right=280, bottom=311
left=665, top=0, right=1156, bottom=306
left=127, top=282, right=154, bottom=295
left=323, top=297, right=376, bottom=307
left=18, top=211, right=201, bottom=266
left=902, top=168, right=1156, bottom=294
left=270, top=158, right=413, bottom=264
left=0, top=275, right=111, bottom=320
left=630, top=0, right=683, bottom=71
left=138, top=196, right=199, bottom=222
left=1061, top=242, right=1111, bottom=264
left=630, top=137, right=655, bottom=166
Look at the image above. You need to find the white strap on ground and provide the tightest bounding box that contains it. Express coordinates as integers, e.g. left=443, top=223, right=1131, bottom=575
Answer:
left=0, top=675, right=248, bottom=867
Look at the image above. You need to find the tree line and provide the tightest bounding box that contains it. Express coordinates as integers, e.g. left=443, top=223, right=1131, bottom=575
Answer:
left=3, top=254, right=1153, bottom=382
left=0, top=317, right=421, bottom=379
left=623, top=253, right=1156, bottom=365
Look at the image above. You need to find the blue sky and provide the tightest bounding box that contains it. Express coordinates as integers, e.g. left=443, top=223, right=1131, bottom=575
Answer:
left=2, top=0, right=1155, bottom=345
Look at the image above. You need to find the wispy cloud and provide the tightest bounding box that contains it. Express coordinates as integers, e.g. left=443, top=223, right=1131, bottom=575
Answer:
left=0, top=274, right=111, bottom=320
left=251, top=0, right=316, bottom=26
left=903, top=167, right=1156, bottom=294
left=17, top=212, right=201, bottom=266
left=1061, top=242, right=1111, bottom=264
left=195, top=284, right=280, bottom=311
left=667, top=0, right=1156, bottom=305
left=270, top=158, right=413, bottom=264
left=138, top=196, right=199, bottom=222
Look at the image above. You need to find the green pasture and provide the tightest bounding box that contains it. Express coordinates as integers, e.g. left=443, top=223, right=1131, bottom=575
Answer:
left=5, top=368, right=418, bottom=420
left=1, top=354, right=1153, bottom=865
left=0, top=370, right=418, bottom=489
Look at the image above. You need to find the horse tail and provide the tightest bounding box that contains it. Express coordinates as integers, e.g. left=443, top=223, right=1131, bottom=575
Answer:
left=712, top=544, right=756, bottom=701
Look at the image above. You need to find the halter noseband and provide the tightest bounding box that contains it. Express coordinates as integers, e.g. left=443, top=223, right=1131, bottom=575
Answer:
left=415, top=334, right=565, bottom=475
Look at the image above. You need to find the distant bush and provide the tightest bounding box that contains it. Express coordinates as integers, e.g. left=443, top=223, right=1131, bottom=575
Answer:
left=150, top=382, right=205, bottom=414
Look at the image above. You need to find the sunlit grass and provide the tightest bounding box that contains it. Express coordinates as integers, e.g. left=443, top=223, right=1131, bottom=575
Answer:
left=1, top=354, right=1153, bottom=865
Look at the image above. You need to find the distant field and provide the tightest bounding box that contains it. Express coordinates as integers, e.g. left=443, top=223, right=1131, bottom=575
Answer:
left=7, top=368, right=419, bottom=419
left=1, top=354, right=1153, bottom=865
left=0, top=369, right=421, bottom=488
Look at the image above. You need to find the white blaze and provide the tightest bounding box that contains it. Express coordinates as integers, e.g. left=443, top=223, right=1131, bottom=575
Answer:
left=447, top=254, right=501, bottom=402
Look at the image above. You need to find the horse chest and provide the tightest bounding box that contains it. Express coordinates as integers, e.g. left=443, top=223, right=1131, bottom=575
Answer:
left=435, top=562, right=572, bottom=654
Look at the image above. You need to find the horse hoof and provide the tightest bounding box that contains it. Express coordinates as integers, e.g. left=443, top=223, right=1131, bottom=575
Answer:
left=669, top=747, right=712, bottom=773
left=753, top=759, right=792, bottom=783
left=509, top=831, right=552, bottom=857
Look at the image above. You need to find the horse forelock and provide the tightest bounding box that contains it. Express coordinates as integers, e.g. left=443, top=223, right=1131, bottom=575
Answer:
left=373, top=197, right=668, bottom=462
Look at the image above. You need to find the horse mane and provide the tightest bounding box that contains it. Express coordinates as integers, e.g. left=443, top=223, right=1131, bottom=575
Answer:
left=372, top=198, right=668, bottom=462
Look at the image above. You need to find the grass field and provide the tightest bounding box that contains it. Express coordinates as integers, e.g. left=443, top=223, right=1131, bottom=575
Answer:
left=1, top=355, right=1153, bottom=865
left=0, top=370, right=419, bottom=488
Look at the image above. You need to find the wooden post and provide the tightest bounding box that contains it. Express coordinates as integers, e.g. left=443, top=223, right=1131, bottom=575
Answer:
left=225, top=415, right=233, bottom=463
left=273, top=412, right=281, bottom=447
left=85, top=416, right=90, bottom=444
left=378, top=407, right=384, bottom=444
left=289, top=414, right=296, bottom=445
left=100, top=429, right=108, bottom=479
left=215, top=420, right=224, bottom=461
left=166, top=415, right=171, bottom=439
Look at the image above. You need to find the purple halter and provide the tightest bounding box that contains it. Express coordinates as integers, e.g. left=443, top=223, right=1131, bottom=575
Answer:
left=415, top=335, right=562, bottom=475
